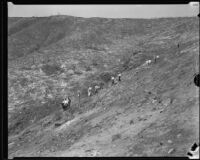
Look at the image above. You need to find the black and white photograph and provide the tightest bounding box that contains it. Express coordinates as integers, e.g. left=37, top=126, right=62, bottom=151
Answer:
left=7, top=3, right=199, bottom=158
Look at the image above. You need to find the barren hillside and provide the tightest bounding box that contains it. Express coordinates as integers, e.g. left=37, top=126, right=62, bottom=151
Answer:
left=8, top=15, right=199, bottom=158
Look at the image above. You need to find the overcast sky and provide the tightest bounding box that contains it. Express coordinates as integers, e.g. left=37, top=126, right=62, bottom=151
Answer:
left=8, top=2, right=199, bottom=18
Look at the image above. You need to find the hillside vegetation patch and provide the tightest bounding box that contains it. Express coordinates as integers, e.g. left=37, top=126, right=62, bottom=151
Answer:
left=41, top=64, right=64, bottom=76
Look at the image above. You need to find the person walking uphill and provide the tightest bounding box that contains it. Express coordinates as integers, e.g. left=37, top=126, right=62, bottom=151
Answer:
left=88, top=87, right=92, bottom=97
left=77, top=90, right=81, bottom=108
left=94, top=85, right=100, bottom=94
left=111, top=76, right=115, bottom=85
left=117, top=73, right=121, bottom=82
left=154, top=55, right=159, bottom=63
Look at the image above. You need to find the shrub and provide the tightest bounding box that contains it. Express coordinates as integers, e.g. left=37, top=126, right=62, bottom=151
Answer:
left=98, top=71, right=112, bottom=83
left=92, top=59, right=98, bottom=66
left=19, top=77, right=29, bottom=87
left=41, top=64, right=64, bottom=76
left=112, top=133, right=121, bottom=142
left=53, top=111, right=63, bottom=121
left=85, top=65, right=92, bottom=71
left=74, top=70, right=82, bottom=75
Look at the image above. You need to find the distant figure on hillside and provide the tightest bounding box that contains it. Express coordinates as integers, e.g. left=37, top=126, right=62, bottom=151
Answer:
left=154, top=55, right=159, bottom=63
left=77, top=90, right=81, bottom=108
left=77, top=90, right=81, bottom=97
left=111, top=76, right=115, bottom=85
left=94, top=85, right=101, bottom=94
left=177, top=43, right=180, bottom=48
left=88, top=87, right=92, bottom=97
left=117, top=73, right=121, bottom=81
left=144, top=60, right=152, bottom=66
left=61, top=96, right=71, bottom=111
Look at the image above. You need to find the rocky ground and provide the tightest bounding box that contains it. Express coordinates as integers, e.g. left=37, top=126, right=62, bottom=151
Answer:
left=8, top=16, right=199, bottom=157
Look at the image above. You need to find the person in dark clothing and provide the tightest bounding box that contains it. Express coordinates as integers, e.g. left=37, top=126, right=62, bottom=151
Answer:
left=111, top=76, right=115, bottom=85
left=154, top=55, right=159, bottom=63
left=118, top=73, right=121, bottom=82
left=61, top=97, right=71, bottom=111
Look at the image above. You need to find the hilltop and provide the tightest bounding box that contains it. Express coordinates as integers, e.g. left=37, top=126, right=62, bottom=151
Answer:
left=8, top=15, right=199, bottom=157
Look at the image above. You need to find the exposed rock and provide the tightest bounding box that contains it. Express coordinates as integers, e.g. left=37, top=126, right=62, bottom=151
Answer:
left=168, top=148, right=175, bottom=154
left=177, top=134, right=181, bottom=138
left=91, top=150, right=100, bottom=156
left=112, top=133, right=121, bottom=142
left=162, top=98, right=172, bottom=106
left=167, top=140, right=173, bottom=144
left=152, top=99, right=157, bottom=104
left=67, top=69, right=74, bottom=75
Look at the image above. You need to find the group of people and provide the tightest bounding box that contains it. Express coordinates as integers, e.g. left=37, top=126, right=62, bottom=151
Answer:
left=87, top=72, right=122, bottom=97
left=61, top=72, right=122, bottom=111
left=60, top=54, right=161, bottom=112
left=143, top=55, right=160, bottom=66
left=61, top=53, right=162, bottom=111
left=111, top=73, right=121, bottom=85
left=87, top=85, right=101, bottom=97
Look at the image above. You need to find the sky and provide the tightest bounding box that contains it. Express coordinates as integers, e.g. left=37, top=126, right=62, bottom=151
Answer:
left=8, top=2, right=199, bottom=18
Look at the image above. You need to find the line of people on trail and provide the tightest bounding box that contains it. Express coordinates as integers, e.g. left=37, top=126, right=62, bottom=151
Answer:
left=88, top=73, right=122, bottom=97
left=60, top=54, right=161, bottom=112
left=61, top=72, right=122, bottom=112
left=142, top=55, right=159, bottom=66
left=111, top=73, right=121, bottom=86
left=60, top=42, right=181, bottom=113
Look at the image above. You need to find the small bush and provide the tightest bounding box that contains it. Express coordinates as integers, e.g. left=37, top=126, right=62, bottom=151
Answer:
left=92, top=59, right=98, bottom=66
left=41, top=64, right=64, bottom=76
left=74, top=70, right=82, bottom=75
left=85, top=65, right=92, bottom=71
left=19, top=77, right=29, bottom=87
left=53, top=111, right=63, bottom=121
left=98, top=72, right=112, bottom=83
left=112, top=133, right=121, bottom=142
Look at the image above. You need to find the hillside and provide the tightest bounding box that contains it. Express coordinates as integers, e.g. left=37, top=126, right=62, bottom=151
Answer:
left=8, top=15, right=199, bottom=157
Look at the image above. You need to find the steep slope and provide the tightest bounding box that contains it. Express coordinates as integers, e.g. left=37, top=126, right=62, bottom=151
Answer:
left=8, top=16, right=199, bottom=157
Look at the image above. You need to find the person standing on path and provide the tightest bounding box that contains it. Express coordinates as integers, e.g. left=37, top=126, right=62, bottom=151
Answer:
left=88, top=87, right=92, bottom=97
left=111, top=76, right=115, bottom=85
left=94, top=85, right=100, bottom=94
left=77, top=90, right=81, bottom=108
left=117, top=73, right=121, bottom=82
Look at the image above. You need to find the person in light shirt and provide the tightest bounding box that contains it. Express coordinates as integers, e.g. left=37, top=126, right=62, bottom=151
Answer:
left=94, top=85, right=100, bottom=94
left=88, top=87, right=92, bottom=97
left=111, top=76, right=115, bottom=85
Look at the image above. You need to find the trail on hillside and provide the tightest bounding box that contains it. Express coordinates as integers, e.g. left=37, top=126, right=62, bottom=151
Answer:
left=8, top=16, right=199, bottom=158
left=9, top=50, right=199, bottom=157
